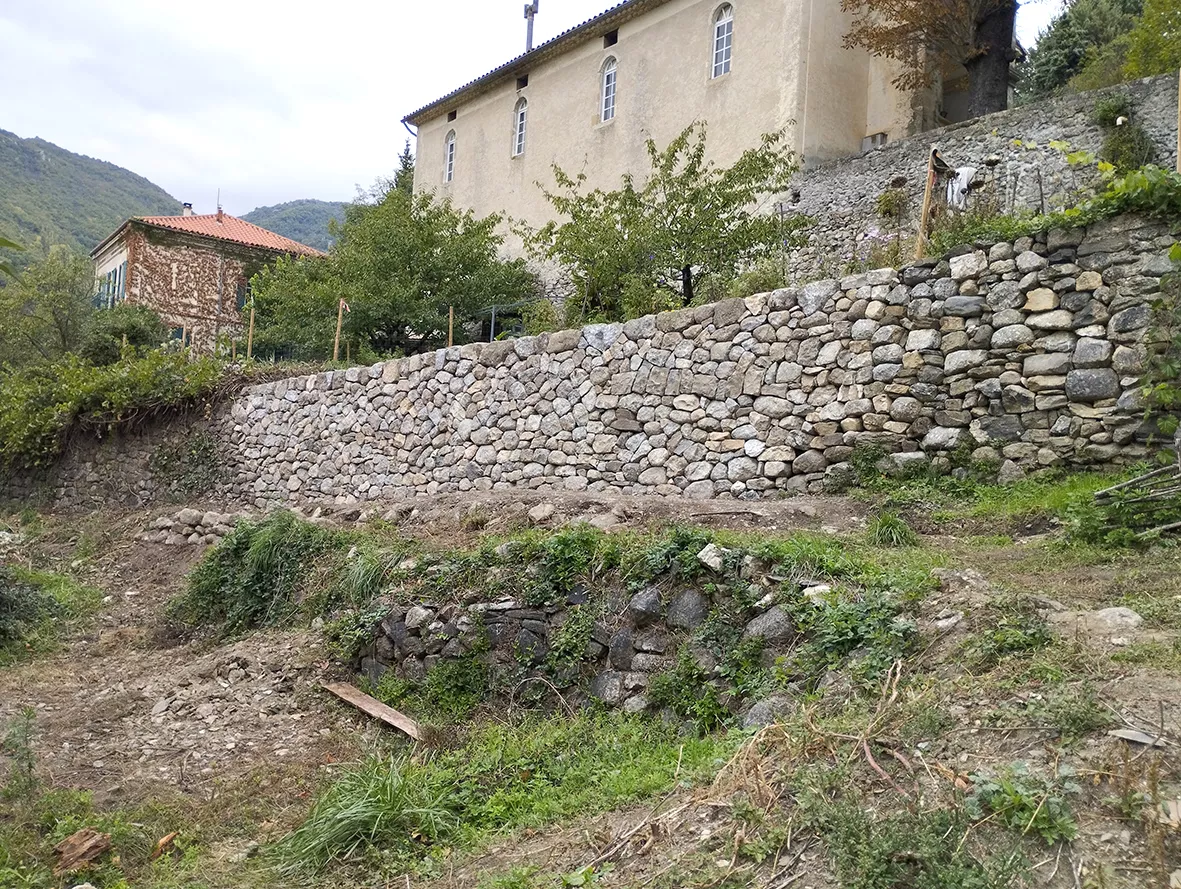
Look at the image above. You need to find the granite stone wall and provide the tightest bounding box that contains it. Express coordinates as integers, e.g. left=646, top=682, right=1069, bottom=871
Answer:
left=785, top=74, right=1180, bottom=283
left=219, top=214, right=1174, bottom=506
left=4, top=213, right=1176, bottom=511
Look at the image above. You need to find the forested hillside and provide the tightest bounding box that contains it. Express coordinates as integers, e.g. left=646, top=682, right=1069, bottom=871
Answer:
left=242, top=199, right=346, bottom=251
left=0, top=128, right=180, bottom=266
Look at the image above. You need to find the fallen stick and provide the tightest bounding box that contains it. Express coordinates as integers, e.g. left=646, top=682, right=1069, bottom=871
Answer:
left=322, top=682, right=424, bottom=741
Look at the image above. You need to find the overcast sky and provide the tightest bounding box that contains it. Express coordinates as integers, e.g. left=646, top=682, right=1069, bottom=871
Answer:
left=0, top=0, right=1066, bottom=216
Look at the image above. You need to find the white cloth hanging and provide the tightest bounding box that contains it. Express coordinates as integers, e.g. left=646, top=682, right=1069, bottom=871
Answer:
left=946, top=166, right=977, bottom=210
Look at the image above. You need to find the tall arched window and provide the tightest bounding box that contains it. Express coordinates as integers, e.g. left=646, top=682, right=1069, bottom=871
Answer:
left=712, top=5, right=733, bottom=78
left=513, top=98, right=528, bottom=156
left=444, top=130, right=456, bottom=182
left=601, top=57, right=617, bottom=122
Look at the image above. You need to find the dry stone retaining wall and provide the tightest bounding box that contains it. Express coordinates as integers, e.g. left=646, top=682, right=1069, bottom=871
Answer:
left=786, top=74, right=1180, bottom=283
left=4, top=213, right=1176, bottom=510
left=220, top=214, right=1176, bottom=507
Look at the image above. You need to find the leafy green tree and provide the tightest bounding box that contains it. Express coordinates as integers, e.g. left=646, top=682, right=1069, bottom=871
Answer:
left=394, top=141, right=415, bottom=196
left=0, top=236, right=20, bottom=280
left=78, top=304, right=168, bottom=366
left=1125, top=0, right=1181, bottom=76
left=252, top=182, right=534, bottom=360
left=0, top=246, right=94, bottom=366
left=1018, top=0, right=1143, bottom=97
left=529, top=123, right=802, bottom=325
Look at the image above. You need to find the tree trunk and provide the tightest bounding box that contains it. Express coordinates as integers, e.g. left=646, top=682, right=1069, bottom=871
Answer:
left=681, top=265, right=694, bottom=306
left=964, top=0, right=1017, bottom=118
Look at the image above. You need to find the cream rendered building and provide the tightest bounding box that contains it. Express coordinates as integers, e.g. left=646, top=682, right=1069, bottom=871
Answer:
left=404, top=0, right=928, bottom=240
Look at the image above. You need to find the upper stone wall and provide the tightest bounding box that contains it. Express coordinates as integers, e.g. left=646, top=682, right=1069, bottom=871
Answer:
left=4, top=213, right=1175, bottom=511
left=787, top=74, right=1180, bottom=283
left=218, top=214, right=1175, bottom=508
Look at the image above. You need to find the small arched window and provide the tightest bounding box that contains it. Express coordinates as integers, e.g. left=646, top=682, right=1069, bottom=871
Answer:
left=513, top=98, right=528, bottom=156
left=712, top=5, right=733, bottom=78
left=444, top=130, right=456, bottom=182
left=601, top=57, right=618, bottom=122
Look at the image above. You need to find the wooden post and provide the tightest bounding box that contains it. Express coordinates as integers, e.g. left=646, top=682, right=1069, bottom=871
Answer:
left=346, top=341, right=351, bottom=363
left=246, top=306, right=255, bottom=360
left=448, top=305, right=455, bottom=348
left=1176, top=68, right=1180, bottom=174
left=915, top=148, right=938, bottom=261
left=333, top=298, right=345, bottom=362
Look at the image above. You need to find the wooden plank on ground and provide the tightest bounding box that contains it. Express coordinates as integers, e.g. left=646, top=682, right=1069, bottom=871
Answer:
left=322, top=682, right=424, bottom=741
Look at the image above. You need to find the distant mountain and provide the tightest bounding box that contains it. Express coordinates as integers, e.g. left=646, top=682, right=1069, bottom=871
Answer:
left=0, top=128, right=181, bottom=266
left=242, top=200, right=347, bottom=252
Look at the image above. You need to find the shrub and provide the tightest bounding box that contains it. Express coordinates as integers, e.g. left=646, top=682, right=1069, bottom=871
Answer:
left=77, top=305, right=168, bottom=366
left=727, top=259, right=787, bottom=299
left=0, top=350, right=226, bottom=470
left=1094, top=94, right=1132, bottom=128
left=521, top=525, right=619, bottom=606
left=173, top=511, right=344, bottom=634
left=649, top=648, right=730, bottom=733
left=875, top=188, right=909, bottom=222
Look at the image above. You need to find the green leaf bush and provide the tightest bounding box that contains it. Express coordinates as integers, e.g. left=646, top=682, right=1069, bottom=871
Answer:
left=0, top=350, right=224, bottom=470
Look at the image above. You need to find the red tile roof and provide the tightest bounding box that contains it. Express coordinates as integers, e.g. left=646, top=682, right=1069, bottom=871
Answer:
left=134, top=213, right=326, bottom=257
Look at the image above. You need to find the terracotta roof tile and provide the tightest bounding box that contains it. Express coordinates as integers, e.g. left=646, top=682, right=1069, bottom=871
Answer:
left=134, top=213, right=326, bottom=257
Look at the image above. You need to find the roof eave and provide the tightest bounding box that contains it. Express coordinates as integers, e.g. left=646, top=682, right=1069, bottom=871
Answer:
left=402, top=0, right=668, bottom=127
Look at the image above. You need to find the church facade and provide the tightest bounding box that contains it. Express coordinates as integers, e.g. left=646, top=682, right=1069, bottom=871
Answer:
left=404, top=0, right=930, bottom=235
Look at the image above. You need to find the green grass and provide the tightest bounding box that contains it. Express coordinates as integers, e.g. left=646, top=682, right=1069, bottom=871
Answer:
left=0, top=566, right=100, bottom=665
left=273, top=711, right=738, bottom=877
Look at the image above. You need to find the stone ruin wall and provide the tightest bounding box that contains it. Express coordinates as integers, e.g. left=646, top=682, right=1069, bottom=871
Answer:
left=3, top=213, right=1176, bottom=512
left=785, top=73, right=1181, bottom=283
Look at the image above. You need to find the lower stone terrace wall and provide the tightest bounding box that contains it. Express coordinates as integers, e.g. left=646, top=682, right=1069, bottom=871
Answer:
left=786, top=74, right=1180, bottom=283
left=3, top=214, right=1176, bottom=511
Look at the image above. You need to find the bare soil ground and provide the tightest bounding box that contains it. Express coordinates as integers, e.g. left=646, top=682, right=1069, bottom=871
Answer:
left=2, top=492, right=1180, bottom=888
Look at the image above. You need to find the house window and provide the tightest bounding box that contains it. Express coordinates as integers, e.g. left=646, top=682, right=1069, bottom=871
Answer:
left=601, top=57, right=617, bottom=122
left=236, top=280, right=251, bottom=311
left=516, top=74, right=529, bottom=89
left=513, top=98, right=528, bottom=156
left=447, top=110, right=457, bottom=122
left=603, top=29, right=618, bottom=47
left=444, top=130, right=456, bottom=182
left=713, top=5, right=733, bottom=78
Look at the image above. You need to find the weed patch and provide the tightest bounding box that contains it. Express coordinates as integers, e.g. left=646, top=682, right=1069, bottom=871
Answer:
left=274, top=712, right=736, bottom=877
left=0, top=566, right=99, bottom=663
left=966, top=762, right=1080, bottom=844
left=172, top=511, right=346, bottom=634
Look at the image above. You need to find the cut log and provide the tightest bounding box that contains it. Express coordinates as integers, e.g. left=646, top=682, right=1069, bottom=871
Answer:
left=53, top=827, right=111, bottom=875
left=322, top=682, right=424, bottom=741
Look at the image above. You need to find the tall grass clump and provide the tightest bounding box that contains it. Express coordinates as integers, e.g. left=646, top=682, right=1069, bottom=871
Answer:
left=172, top=511, right=343, bottom=634
left=274, top=756, right=457, bottom=874
left=865, top=511, right=919, bottom=548
left=274, top=712, right=736, bottom=875
left=0, top=567, right=99, bottom=663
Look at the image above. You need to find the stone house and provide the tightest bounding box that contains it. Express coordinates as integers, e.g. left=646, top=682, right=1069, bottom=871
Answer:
left=403, top=0, right=934, bottom=244
left=91, top=204, right=323, bottom=354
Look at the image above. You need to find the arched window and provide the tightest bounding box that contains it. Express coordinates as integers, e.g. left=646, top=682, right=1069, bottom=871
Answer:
left=601, top=57, right=617, bottom=122
left=712, top=5, right=733, bottom=78
left=513, top=98, right=528, bottom=156
left=444, top=130, right=456, bottom=182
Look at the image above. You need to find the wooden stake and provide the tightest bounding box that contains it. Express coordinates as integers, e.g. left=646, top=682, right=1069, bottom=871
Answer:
left=448, top=305, right=455, bottom=348
left=246, top=306, right=255, bottom=360
left=346, top=340, right=351, bottom=363
left=333, top=298, right=345, bottom=362
left=915, top=148, right=937, bottom=261
left=1176, top=68, right=1180, bottom=174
